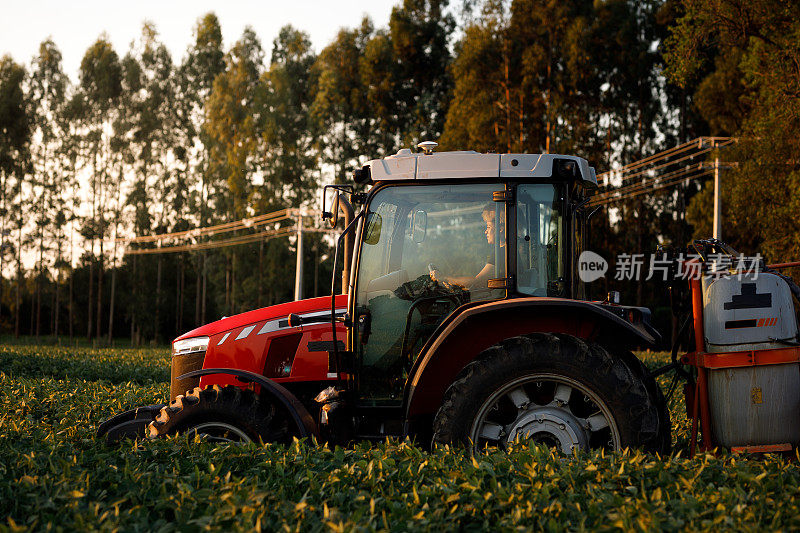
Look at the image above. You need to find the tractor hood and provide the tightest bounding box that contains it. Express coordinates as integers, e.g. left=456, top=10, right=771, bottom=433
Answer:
left=173, top=295, right=348, bottom=343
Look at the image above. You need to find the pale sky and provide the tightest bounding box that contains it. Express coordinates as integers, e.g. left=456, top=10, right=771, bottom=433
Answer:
left=0, top=0, right=400, bottom=80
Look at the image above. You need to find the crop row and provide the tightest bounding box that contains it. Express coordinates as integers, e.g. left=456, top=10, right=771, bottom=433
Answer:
left=1, top=346, right=799, bottom=531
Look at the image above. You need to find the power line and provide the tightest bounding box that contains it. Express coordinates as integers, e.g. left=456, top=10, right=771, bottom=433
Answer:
left=590, top=167, right=714, bottom=207
left=120, top=209, right=292, bottom=244
left=589, top=163, right=706, bottom=205
left=126, top=226, right=296, bottom=255
left=590, top=136, right=736, bottom=207
left=597, top=136, right=734, bottom=187
left=124, top=216, right=337, bottom=255
left=597, top=139, right=699, bottom=185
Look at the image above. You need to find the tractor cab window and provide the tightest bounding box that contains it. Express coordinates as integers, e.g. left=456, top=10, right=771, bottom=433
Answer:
left=355, top=183, right=505, bottom=405
left=516, top=184, right=564, bottom=296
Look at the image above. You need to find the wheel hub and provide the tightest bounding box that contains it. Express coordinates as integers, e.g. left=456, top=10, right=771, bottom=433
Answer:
left=506, top=406, right=588, bottom=454
left=187, top=422, right=252, bottom=443
left=469, top=374, right=621, bottom=453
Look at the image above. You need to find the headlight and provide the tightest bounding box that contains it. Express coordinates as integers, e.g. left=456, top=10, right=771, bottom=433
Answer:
left=172, top=336, right=209, bottom=356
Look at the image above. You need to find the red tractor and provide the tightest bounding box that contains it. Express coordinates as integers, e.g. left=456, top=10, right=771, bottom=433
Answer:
left=99, top=144, right=670, bottom=454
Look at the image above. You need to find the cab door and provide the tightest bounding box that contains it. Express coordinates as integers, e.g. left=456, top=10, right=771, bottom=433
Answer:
left=352, top=183, right=505, bottom=406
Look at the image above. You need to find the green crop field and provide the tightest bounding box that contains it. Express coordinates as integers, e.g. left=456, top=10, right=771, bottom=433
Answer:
left=1, top=345, right=800, bottom=531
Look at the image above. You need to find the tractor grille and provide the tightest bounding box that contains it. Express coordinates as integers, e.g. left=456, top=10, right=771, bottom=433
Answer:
left=170, top=351, right=205, bottom=401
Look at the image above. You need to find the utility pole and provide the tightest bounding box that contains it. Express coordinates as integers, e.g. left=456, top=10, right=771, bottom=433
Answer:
left=294, top=213, right=304, bottom=301
left=713, top=144, right=721, bottom=240
left=698, top=137, right=738, bottom=240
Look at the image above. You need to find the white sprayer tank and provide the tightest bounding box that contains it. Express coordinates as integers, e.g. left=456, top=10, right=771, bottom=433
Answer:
left=702, top=273, right=800, bottom=447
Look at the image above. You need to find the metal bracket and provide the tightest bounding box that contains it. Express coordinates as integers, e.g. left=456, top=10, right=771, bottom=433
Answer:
left=492, top=190, right=514, bottom=203
left=487, top=276, right=513, bottom=290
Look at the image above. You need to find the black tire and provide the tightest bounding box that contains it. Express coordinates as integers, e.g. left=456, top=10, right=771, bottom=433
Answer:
left=618, top=351, right=672, bottom=455
left=148, top=385, right=292, bottom=444
left=432, top=333, right=666, bottom=453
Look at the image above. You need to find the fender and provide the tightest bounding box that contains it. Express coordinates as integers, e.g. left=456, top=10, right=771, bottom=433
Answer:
left=178, top=368, right=319, bottom=439
left=404, top=297, right=660, bottom=420
left=97, top=403, right=166, bottom=444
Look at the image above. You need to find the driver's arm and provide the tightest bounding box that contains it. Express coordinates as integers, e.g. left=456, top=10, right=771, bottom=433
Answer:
left=431, top=262, right=494, bottom=290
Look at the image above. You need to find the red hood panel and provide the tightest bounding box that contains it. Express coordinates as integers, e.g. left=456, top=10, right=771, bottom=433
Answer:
left=174, top=294, right=348, bottom=342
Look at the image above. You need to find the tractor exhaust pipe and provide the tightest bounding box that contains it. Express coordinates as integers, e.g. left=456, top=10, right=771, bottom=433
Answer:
left=334, top=194, right=355, bottom=292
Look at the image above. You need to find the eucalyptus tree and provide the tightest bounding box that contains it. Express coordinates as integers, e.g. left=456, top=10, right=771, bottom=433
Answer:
left=443, top=0, right=601, bottom=155
left=312, top=21, right=379, bottom=180
left=60, top=92, right=86, bottom=339
left=387, top=0, right=455, bottom=146
left=29, top=39, right=69, bottom=337
left=0, top=56, right=30, bottom=336
left=205, top=28, right=264, bottom=314
left=242, top=25, right=319, bottom=310
left=123, top=23, right=180, bottom=342
left=313, top=4, right=455, bottom=178
left=439, top=1, right=522, bottom=152
left=77, top=37, right=122, bottom=340
left=178, top=13, right=225, bottom=326
left=258, top=26, right=318, bottom=208
left=666, top=0, right=800, bottom=261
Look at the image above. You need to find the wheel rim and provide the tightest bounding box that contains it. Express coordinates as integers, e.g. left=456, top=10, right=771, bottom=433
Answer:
left=469, top=373, right=621, bottom=453
left=186, top=422, right=252, bottom=443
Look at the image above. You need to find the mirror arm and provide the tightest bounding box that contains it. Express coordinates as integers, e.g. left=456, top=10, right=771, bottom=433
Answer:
left=338, top=195, right=355, bottom=290
left=329, top=209, right=364, bottom=386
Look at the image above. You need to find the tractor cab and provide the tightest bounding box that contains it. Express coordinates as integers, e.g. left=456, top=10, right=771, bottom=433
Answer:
left=341, top=146, right=597, bottom=409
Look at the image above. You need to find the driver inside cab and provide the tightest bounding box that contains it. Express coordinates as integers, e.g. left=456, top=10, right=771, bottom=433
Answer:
left=430, top=203, right=505, bottom=290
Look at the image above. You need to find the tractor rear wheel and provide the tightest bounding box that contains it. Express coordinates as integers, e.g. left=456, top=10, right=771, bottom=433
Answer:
left=148, top=384, right=292, bottom=444
left=432, top=333, right=667, bottom=454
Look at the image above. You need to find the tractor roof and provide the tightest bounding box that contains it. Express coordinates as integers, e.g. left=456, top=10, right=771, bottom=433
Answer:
left=364, top=149, right=597, bottom=187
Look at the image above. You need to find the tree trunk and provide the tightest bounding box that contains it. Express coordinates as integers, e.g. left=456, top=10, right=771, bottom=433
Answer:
left=195, top=253, right=201, bottom=326
left=130, top=254, right=138, bottom=346
left=86, top=259, right=94, bottom=339
left=96, top=242, right=103, bottom=341
left=258, top=240, right=264, bottom=307
left=636, top=92, right=645, bottom=307
left=15, top=224, right=22, bottom=338
left=53, top=269, right=59, bottom=338
left=0, top=174, right=5, bottom=327
left=225, top=255, right=231, bottom=315
left=107, top=265, right=117, bottom=344
left=50, top=279, right=56, bottom=337
left=314, top=239, right=319, bottom=298
left=36, top=228, right=43, bottom=337
left=503, top=40, right=511, bottom=153
left=231, top=252, right=237, bottom=313
left=88, top=149, right=98, bottom=340
left=201, top=253, right=207, bottom=324
left=68, top=266, right=74, bottom=341
left=176, top=254, right=184, bottom=335
left=155, top=255, right=162, bottom=343
left=29, top=286, right=34, bottom=336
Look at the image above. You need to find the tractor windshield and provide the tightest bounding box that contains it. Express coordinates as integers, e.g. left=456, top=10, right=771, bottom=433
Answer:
left=354, top=183, right=505, bottom=405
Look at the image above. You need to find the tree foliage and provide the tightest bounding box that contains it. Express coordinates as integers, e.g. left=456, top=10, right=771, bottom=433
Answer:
left=2, top=2, right=797, bottom=342
left=665, top=0, right=800, bottom=260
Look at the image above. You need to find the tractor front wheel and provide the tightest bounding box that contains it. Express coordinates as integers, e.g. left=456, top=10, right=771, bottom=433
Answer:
left=432, top=333, right=667, bottom=454
left=148, top=385, right=292, bottom=444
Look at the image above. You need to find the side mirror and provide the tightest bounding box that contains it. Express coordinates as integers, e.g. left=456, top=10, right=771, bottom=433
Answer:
left=364, top=212, right=382, bottom=245
left=329, top=192, right=341, bottom=228
left=321, top=184, right=354, bottom=228
left=411, top=210, right=427, bottom=244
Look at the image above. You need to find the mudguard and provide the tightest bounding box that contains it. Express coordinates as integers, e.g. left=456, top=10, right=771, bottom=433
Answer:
left=97, top=403, right=166, bottom=444
left=178, top=368, right=319, bottom=439
left=404, top=297, right=660, bottom=421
